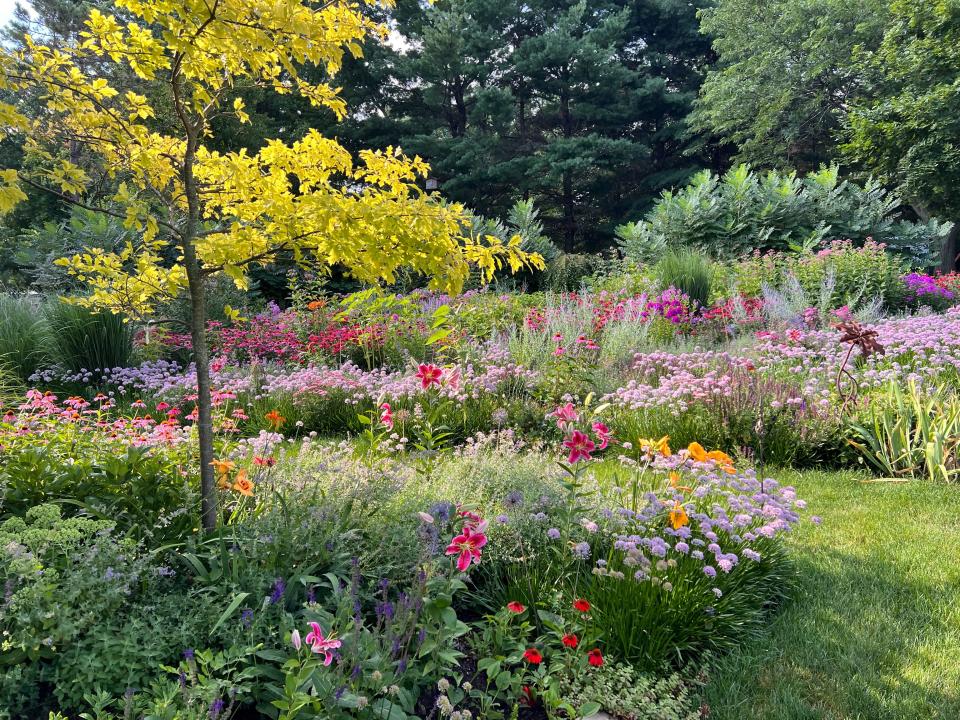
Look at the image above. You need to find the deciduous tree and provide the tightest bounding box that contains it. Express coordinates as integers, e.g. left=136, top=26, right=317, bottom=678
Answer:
left=0, top=0, right=540, bottom=530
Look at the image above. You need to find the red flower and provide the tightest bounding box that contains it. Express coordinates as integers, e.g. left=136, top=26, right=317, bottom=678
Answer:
left=507, top=601, right=526, bottom=614
left=520, top=686, right=535, bottom=707
left=415, top=363, right=443, bottom=390
left=562, top=430, right=595, bottom=464
left=523, top=648, right=543, bottom=665
left=561, top=634, right=579, bottom=648
left=587, top=648, right=604, bottom=667
left=573, top=598, right=591, bottom=613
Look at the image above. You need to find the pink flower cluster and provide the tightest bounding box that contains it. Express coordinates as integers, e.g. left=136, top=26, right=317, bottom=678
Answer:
left=550, top=402, right=613, bottom=463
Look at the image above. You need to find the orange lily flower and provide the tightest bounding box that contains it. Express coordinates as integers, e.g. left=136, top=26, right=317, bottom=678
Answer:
left=264, top=410, right=285, bottom=429
left=232, top=469, right=254, bottom=497
left=687, top=442, right=708, bottom=463
left=211, top=458, right=236, bottom=477
left=668, top=501, right=689, bottom=530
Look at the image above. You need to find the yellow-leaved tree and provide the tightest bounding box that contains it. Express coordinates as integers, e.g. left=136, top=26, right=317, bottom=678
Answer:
left=0, top=0, right=542, bottom=530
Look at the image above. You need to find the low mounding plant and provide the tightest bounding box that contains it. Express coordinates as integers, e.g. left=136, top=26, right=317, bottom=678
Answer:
left=618, top=164, right=950, bottom=264
left=847, top=380, right=960, bottom=483
left=43, top=300, right=134, bottom=373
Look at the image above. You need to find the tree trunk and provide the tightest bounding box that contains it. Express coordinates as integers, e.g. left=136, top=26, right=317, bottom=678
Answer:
left=560, top=74, right=575, bottom=251
left=562, top=170, right=575, bottom=252
left=941, top=223, right=960, bottom=272
left=184, top=247, right=217, bottom=532
left=177, top=88, right=217, bottom=532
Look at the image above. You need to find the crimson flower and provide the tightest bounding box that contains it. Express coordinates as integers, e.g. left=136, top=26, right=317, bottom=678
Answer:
left=445, top=522, right=488, bottom=572
left=573, top=598, right=591, bottom=613
left=507, top=601, right=526, bottom=614
left=563, top=430, right=595, bottom=464
left=416, top=363, right=443, bottom=389
left=591, top=422, right=612, bottom=449
left=561, top=634, right=579, bottom=649
left=587, top=648, right=604, bottom=667
left=523, top=648, right=543, bottom=665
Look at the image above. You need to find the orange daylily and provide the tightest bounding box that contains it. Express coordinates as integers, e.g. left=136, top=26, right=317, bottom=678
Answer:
left=212, top=458, right=236, bottom=477
left=264, top=410, right=285, bottom=429
left=669, top=471, right=692, bottom=493
left=668, top=501, right=689, bottom=530
left=707, top=450, right=736, bottom=474
left=306, top=300, right=324, bottom=311
left=639, top=436, right=671, bottom=457
left=232, top=469, right=254, bottom=497
left=217, top=476, right=232, bottom=490
left=687, top=442, right=708, bottom=463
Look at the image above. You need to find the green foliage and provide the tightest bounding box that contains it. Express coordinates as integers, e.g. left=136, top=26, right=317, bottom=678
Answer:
left=0, top=505, right=178, bottom=714
left=614, top=221, right=667, bottom=265
left=384, top=0, right=714, bottom=250
left=620, top=165, right=950, bottom=264
left=694, top=0, right=887, bottom=169
left=43, top=301, right=134, bottom=373
left=0, top=423, right=196, bottom=542
left=847, top=381, right=960, bottom=483
left=844, top=0, right=960, bottom=224
left=557, top=661, right=702, bottom=719
left=0, top=294, right=47, bottom=381
left=544, top=253, right=604, bottom=292
left=655, top=249, right=713, bottom=308
left=0, top=209, right=134, bottom=294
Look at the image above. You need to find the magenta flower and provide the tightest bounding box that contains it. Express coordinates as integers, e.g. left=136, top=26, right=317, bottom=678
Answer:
left=416, top=363, right=443, bottom=389
left=304, top=622, right=341, bottom=666
left=379, top=402, right=393, bottom=429
left=445, top=523, right=488, bottom=572
left=551, top=402, right=579, bottom=428
left=563, top=429, right=595, bottom=463
left=591, top=422, right=612, bottom=449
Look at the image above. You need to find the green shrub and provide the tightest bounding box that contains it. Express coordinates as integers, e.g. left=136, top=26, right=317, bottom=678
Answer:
left=619, top=164, right=950, bottom=265
left=544, top=252, right=603, bottom=291
left=0, top=294, right=47, bottom=381
left=0, top=421, right=196, bottom=542
left=43, top=301, right=134, bottom=373
left=0, top=506, right=163, bottom=715
left=655, top=249, right=713, bottom=308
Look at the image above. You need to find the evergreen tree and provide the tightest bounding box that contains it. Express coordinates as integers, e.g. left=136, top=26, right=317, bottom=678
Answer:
left=393, top=0, right=716, bottom=250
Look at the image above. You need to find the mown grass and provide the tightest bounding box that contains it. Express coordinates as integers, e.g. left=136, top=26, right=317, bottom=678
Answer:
left=704, top=469, right=960, bottom=719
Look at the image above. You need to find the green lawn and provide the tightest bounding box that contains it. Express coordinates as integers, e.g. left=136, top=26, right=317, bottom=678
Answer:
left=704, top=470, right=960, bottom=720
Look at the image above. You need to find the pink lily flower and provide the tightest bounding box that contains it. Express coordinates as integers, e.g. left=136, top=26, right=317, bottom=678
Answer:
left=550, top=402, right=579, bottom=429
left=445, top=523, right=488, bottom=572
left=379, top=402, right=393, bottom=429
left=304, top=622, right=341, bottom=666
left=563, top=430, right=595, bottom=464
left=591, top=422, right=612, bottom=449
